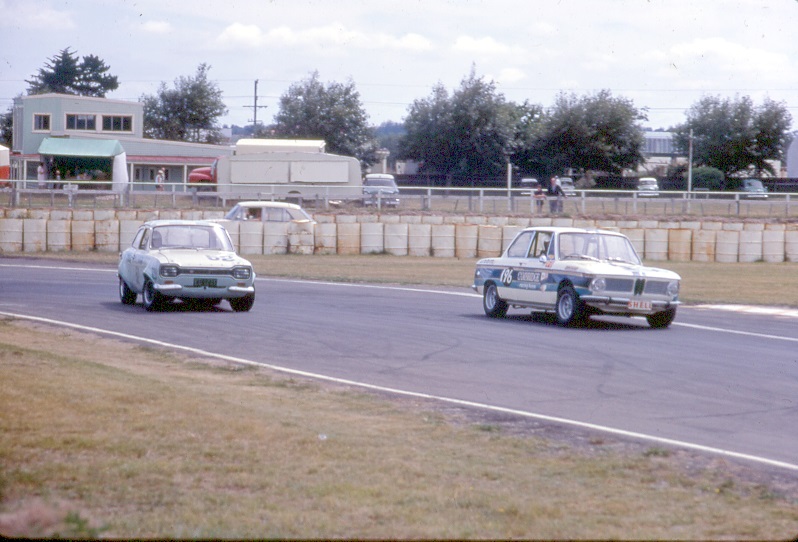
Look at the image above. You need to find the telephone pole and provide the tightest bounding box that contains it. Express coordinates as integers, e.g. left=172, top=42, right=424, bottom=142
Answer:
left=244, top=79, right=268, bottom=135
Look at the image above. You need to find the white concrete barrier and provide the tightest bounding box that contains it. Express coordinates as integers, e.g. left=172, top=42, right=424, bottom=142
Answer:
left=120, top=220, right=142, bottom=248
left=23, top=219, right=47, bottom=252
left=337, top=222, right=360, bottom=255
left=431, top=224, right=455, bottom=258
left=762, top=230, right=785, bottom=263
left=477, top=225, right=502, bottom=257
left=0, top=218, right=23, bottom=252
left=738, top=230, right=763, bottom=263
left=786, top=230, right=798, bottom=262
left=455, top=224, right=478, bottom=258
left=314, top=222, right=337, bottom=255
left=667, top=229, right=692, bottom=262
left=715, top=230, right=739, bottom=263
left=95, top=220, right=120, bottom=252
left=408, top=223, right=432, bottom=256
left=71, top=221, right=95, bottom=252
left=264, top=221, right=289, bottom=255
left=46, top=220, right=71, bottom=252
left=691, top=230, right=716, bottom=262
left=384, top=223, right=409, bottom=256
left=360, top=222, right=384, bottom=254
left=288, top=221, right=315, bottom=255
left=644, top=229, right=668, bottom=261
left=238, top=221, right=264, bottom=255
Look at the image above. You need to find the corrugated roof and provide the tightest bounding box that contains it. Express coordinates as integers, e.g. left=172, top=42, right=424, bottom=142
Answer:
left=38, top=138, right=124, bottom=157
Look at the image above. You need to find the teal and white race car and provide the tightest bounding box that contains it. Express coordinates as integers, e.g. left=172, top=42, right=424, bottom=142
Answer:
left=473, top=227, right=681, bottom=328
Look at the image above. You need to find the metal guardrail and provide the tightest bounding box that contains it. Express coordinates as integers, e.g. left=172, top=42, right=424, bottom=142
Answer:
left=1, top=180, right=796, bottom=218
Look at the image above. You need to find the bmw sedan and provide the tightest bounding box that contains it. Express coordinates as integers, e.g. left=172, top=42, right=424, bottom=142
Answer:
left=473, top=227, right=681, bottom=328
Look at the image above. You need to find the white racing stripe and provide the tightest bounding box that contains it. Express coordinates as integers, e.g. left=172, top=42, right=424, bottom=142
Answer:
left=1, top=309, right=797, bottom=473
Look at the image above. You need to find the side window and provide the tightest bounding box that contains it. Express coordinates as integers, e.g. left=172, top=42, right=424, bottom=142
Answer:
left=531, top=231, right=553, bottom=258
left=131, top=228, right=145, bottom=248
left=138, top=229, right=150, bottom=249
left=506, top=231, right=534, bottom=258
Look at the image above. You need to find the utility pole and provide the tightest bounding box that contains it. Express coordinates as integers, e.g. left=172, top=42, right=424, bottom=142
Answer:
left=244, top=79, right=268, bottom=135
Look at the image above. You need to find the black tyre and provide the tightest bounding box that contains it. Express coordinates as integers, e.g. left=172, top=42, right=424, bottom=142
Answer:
left=646, top=308, right=677, bottom=329
left=142, top=280, right=164, bottom=311
left=119, top=277, right=137, bottom=305
left=229, top=294, right=255, bottom=312
left=482, top=282, right=508, bottom=318
left=555, top=285, right=586, bottom=326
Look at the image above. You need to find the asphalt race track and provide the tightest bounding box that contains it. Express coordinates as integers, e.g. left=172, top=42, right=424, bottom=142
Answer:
left=2, top=257, right=797, bottom=471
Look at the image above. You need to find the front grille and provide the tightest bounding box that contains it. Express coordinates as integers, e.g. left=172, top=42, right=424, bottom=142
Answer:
left=179, top=268, right=234, bottom=276
left=605, top=278, right=634, bottom=292
left=644, top=281, right=670, bottom=295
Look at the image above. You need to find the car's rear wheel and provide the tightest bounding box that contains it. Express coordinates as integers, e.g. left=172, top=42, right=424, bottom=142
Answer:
left=555, top=285, right=586, bottom=326
left=483, top=282, right=508, bottom=318
left=142, top=280, right=164, bottom=311
left=229, top=294, right=255, bottom=312
left=119, top=277, right=137, bottom=305
left=646, top=308, right=677, bottom=329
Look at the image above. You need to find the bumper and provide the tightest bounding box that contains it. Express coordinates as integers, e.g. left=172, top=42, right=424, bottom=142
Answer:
left=580, top=294, right=679, bottom=312
left=154, top=282, right=255, bottom=298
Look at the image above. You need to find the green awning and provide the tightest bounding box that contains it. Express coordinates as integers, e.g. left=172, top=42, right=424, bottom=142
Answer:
left=38, top=138, right=124, bottom=157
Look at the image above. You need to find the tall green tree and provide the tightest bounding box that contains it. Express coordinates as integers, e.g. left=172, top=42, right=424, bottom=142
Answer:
left=141, top=63, right=228, bottom=144
left=26, top=48, right=119, bottom=97
left=272, top=71, right=377, bottom=165
left=673, top=95, right=792, bottom=178
left=535, top=90, right=646, bottom=177
left=400, top=69, right=540, bottom=181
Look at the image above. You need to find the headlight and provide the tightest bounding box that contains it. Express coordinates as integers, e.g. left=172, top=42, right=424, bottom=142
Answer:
left=160, top=265, right=179, bottom=278
left=232, top=266, right=252, bottom=280
left=590, top=277, right=606, bottom=292
left=667, top=280, right=680, bottom=296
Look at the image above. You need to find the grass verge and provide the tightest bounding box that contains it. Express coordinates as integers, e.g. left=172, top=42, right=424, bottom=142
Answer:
left=1, top=320, right=798, bottom=539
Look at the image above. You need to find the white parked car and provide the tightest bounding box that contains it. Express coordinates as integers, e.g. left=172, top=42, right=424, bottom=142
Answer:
left=473, top=227, right=681, bottom=328
left=221, top=201, right=315, bottom=223
left=118, top=220, right=256, bottom=312
left=362, top=174, right=400, bottom=206
left=636, top=177, right=660, bottom=197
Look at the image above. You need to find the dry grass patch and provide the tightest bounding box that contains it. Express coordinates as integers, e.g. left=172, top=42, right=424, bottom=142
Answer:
left=1, top=319, right=797, bottom=539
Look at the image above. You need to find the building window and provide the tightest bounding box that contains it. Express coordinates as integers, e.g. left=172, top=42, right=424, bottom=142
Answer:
left=102, top=115, right=132, bottom=132
left=33, top=114, right=51, bottom=131
left=66, top=114, right=96, bottom=131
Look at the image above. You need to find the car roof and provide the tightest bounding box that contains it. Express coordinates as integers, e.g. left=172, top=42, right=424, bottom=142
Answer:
left=142, top=219, right=224, bottom=228
left=519, top=226, right=626, bottom=237
left=231, top=201, right=305, bottom=210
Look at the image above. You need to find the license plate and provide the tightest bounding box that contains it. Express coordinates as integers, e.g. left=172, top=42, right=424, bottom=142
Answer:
left=628, top=300, right=652, bottom=310
left=193, top=278, right=217, bottom=288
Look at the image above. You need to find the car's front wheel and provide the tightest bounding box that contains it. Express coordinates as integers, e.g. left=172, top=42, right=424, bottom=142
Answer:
left=119, top=277, right=137, bottom=305
left=555, top=285, right=586, bottom=326
left=142, top=280, right=164, bottom=311
left=229, top=294, right=255, bottom=312
left=483, top=282, right=508, bottom=318
left=646, top=308, right=677, bottom=329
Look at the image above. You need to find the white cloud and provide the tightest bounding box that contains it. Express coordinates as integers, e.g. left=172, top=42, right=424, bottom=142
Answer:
left=0, top=0, right=75, bottom=30
left=496, top=68, right=526, bottom=84
left=451, top=35, right=524, bottom=56
left=140, top=20, right=173, bottom=34
left=216, top=22, right=264, bottom=48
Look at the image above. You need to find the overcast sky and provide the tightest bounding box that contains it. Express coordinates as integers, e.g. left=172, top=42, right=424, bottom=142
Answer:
left=2, top=0, right=797, bottom=132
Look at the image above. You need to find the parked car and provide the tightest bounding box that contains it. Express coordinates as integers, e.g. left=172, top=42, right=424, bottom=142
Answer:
left=220, top=201, right=315, bottom=223
left=741, top=178, right=768, bottom=199
left=472, top=227, right=681, bottom=328
left=118, top=220, right=256, bottom=312
left=558, top=177, right=576, bottom=197
left=362, top=174, right=400, bottom=206
left=636, top=177, right=660, bottom=197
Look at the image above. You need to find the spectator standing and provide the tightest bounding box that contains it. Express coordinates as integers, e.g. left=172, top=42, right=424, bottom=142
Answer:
left=155, top=168, right=165, bottom=191
left=548, top=176, right=565, bottom=214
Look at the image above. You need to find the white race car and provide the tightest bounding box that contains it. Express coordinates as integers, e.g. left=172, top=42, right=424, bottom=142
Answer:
left=473, top=227, right=681, bottom=328
left=118, top=220, right=256, bottom=312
